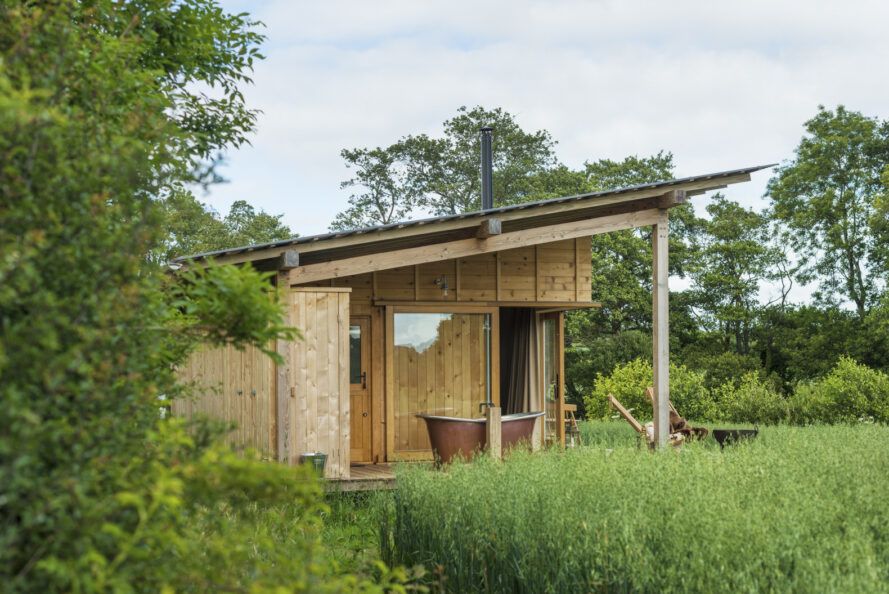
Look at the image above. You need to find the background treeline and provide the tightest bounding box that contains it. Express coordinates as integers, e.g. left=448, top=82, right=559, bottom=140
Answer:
left=325, top=105, right=889, bottom=423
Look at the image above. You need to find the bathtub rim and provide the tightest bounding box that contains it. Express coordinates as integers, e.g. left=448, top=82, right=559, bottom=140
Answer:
left=415, top=410, right=545, bottom=424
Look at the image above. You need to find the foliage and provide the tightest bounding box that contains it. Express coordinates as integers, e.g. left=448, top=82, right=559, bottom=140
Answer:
left=407, top=105, right=559, bottom=214
left=680, top=349, right=765, bottom=391
left=577, top=419, right=640, bottom=448
left=755, top=304, right=889, bottom=386
left=158, top=190, right=293, bottom=261
left=386, top=426, right=889, bottom=593
left=788, top=356, right=889, bottom=424
left=767, top=105, right=889, bottom=319
left=564, top=329, right=650, bottom=409
left=167, top=263, right=298, bottom=361
left=331, top=142, right=420, bottom=230
left=712, top=372, right=788, bottom=424
left=688, top=194, right=783, bottom=353
left=584, top=358, right=714, bottom=421
left=0, top=2, right=402, bottom=591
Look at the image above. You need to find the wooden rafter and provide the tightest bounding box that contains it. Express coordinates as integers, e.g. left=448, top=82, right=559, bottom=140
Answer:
left=287, top=208, right=661, bottom=285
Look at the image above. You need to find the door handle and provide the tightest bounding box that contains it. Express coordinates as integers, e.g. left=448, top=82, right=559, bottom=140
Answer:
left=362, top=412, right=368, bottom=417
left=360, top=371, right=367, bottom=389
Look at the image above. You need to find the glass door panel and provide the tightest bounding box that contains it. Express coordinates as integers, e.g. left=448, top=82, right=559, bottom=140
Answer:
left=392, top=311, right=492, bottom=458
left=541, top=313, right=563, bottom=446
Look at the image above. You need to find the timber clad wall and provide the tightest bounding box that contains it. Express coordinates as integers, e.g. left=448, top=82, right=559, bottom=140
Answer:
left=313, top=237, right=592, bottom=304
left=285, top=288, right=350, bottom=478
left=173, top=343, right=275, bottom=454
left=174, top=236, right=593, bottom=470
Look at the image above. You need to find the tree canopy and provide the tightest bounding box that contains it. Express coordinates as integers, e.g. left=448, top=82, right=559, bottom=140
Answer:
left=768, top=105, right=889, bottom=319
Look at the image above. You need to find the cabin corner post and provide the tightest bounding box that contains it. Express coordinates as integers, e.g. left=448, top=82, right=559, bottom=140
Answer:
left=652, top=209, right=670, bottom=449
left=276, top=272, right=293, bottom=463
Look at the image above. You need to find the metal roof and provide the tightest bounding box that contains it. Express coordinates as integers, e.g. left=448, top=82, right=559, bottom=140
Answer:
left=176, top=163, right=775, bottom=263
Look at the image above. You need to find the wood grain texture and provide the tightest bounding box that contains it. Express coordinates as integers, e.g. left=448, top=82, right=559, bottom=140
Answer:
left=289, top=288, right=351, bottom=478
left=288, top=208, right=662, bottom=284
left=652, top=209, right=670, bottom=449
left=174, top=341, right=275, bottom=456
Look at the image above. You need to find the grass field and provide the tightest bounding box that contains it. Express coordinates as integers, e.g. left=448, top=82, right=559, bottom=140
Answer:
left=383, top=422, right=889, bottom=593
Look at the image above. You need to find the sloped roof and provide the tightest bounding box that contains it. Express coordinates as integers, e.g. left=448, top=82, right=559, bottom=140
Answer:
left=176, top=163, right=774, bottom=265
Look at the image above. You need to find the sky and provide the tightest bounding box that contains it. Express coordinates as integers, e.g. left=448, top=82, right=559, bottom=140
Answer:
left=207, top=0, right=889, bottom=302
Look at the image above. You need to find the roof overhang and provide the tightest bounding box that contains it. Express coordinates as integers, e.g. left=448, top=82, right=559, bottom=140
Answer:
left=175, top=164, right=774, bottom=281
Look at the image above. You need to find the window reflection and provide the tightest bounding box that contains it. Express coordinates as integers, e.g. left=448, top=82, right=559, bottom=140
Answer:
left=394, top=313, right=454, bottom=353
left=349, top=325, right=361, bottom=385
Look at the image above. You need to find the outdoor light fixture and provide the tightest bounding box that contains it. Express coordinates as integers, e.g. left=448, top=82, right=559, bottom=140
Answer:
left=433, top=275, right=449, bottom=297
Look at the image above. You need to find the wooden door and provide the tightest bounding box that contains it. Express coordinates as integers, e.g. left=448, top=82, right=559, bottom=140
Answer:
left=540, top=312, right=565, bottom=447
left=349, top=317, right=372, bottom=463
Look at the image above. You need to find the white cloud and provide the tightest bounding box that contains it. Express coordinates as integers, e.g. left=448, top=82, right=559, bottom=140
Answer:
left=208, top=0, right=889, bottom=302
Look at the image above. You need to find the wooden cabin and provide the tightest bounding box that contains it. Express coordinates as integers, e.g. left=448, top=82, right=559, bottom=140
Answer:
left=173, top=166, right=766, bottom=478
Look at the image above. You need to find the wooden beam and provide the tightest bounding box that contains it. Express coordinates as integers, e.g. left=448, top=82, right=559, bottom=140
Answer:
left=276, top=249, right=300, bottom=270
left=211, top=173, right=751, bottom=266
left=658, top=190, right=687, bottom=208
left=486, top=406, right=502, bottom=460
left=288, top=208, right=662, bottom=285
left=372, top=299, right=601, bottom=309
left=652, top=209, right=670, bottom=449
left=476, top=218, right=502, bottom=239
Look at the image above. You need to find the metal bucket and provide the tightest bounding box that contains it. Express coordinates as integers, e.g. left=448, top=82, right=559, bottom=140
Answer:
left=299, top=452, right=327, bottom=475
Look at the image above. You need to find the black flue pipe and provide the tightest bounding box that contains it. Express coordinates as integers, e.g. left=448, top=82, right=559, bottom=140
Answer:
left=480, top=127, right=493, bottom=211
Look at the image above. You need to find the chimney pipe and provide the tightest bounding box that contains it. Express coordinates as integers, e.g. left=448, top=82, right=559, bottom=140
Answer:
left=480, top=127, right=493, bottom=211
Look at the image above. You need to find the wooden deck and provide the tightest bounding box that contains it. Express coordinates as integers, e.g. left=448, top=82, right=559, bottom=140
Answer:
left=326, top=463, right=397, bottom=492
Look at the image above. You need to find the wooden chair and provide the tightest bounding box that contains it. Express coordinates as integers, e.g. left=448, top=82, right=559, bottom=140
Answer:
left=607, top=394, right=685, bottom=448
left=645, top=387, right=709, bottom=440
left=564, top=403, right=581, bottom=447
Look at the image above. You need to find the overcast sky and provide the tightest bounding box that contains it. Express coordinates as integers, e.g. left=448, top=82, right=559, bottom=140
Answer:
left=208, top=0, right=889, bottom=301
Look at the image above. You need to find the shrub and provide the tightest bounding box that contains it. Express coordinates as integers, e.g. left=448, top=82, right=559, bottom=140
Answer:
left=683, top=349, right=764, bottom=391
left=584, top=358, right=715, bottom=421
left=713, top=372, right=788, bottom=424
left=789, top=357, right=889, bottom=424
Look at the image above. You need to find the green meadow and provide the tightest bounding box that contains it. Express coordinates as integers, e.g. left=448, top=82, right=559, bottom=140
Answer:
left=382, top=423, right=889, bottom=593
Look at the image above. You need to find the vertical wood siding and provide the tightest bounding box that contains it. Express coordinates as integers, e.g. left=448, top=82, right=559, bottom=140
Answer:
left=287, top=288, right=351, bottom=478
left=173, top=342, right=275, bottom=455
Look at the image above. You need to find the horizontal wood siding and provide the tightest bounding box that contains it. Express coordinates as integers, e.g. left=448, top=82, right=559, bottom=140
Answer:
left=174, top=342, right=275, bottom=455
left=499, top=247, right=536, bottom=301
left=297, top=237, right=593, bottom=306
left=458, top=253, right=498, bottom=301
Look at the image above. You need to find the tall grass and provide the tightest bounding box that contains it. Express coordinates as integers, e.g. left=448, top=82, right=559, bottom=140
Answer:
left=385, top=425, right=889, bottom=593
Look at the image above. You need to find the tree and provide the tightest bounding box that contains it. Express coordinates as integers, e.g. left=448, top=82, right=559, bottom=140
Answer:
left=768, top=105, right=889, bottom=319
left=330, top=142, right=418, bottom=230
left=564, top=153, right=692, bottom=402
left=222, top=199, right=292, bottom=247
left=157, top=192, right=292, bottom=261
left=688, top=194, right=781, bottom=354
left=0, top=3, right=385, bottom=591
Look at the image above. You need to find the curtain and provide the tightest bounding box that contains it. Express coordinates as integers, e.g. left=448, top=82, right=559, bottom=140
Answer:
left=500, top=308, right=539, bottom=414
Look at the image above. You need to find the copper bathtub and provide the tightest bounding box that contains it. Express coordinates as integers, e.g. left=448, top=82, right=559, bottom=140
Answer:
left=416, top=411, right=545, bottom=464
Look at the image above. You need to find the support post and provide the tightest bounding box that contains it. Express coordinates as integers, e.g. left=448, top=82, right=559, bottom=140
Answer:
left=486, top=406, right=502, bottom=460
left=652, top=210, right=670, bottom=449
left=276, top=271, right=293, bottom=463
